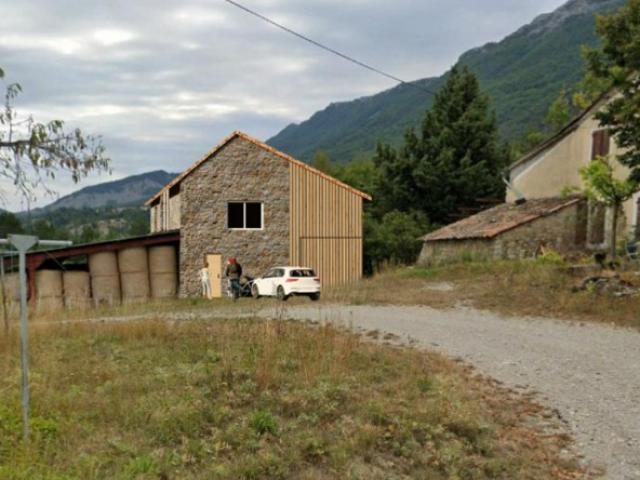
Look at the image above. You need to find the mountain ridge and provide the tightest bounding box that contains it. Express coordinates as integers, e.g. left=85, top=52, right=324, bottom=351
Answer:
left=267, top=0, right=625, bottom=163
left=20, top=170, right=178, bottom=215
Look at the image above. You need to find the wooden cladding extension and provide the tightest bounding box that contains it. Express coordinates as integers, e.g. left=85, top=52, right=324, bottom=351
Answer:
left=591, top=129, right=610, bottom=160
left=150, top=190, right=181, bottom=233
left=289, top=163, right=364, bottom=287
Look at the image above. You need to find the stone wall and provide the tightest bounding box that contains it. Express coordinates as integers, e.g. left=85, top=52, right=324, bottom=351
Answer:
left=179, top=137, right=290, bottom=297
left=418, top=201, right=588, bottom=266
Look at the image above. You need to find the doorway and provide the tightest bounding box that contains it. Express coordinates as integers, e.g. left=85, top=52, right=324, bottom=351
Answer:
left=206, top=254, right=222, bottom=298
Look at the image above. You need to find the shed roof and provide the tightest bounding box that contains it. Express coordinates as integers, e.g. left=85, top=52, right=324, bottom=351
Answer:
left=146, top=131, right=372, bottom=205
left=421, top=196, right=584, bottom=242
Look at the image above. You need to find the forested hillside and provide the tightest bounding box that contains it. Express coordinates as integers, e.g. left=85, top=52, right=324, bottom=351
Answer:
left=268, top=0, right=625, bottom=163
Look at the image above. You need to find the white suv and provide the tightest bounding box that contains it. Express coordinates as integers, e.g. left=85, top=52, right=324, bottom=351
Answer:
left=251, top=267, right=321, bottom=301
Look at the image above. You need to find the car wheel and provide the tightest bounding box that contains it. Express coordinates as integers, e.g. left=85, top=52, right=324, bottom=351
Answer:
left=309, top=292, right=320, bottom=302
left=277, top=286, right=289, bottom=301
left=252, top=284, right=260, bottom=299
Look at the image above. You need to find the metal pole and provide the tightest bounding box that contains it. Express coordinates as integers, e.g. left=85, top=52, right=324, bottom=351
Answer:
left=1, top=254, right=8, bottom=334
left=18, top=247, right=29, bottom=441
left=1, top=235, right=71, bottom=442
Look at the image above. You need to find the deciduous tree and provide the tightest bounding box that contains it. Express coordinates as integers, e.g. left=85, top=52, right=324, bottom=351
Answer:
left=580, top=158, right=638, bottom=260
left=0, top=67, right=110, bottom=205
left=582, top=0, right=640, bottom=182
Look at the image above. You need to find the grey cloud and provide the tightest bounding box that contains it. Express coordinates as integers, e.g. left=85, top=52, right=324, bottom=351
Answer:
left=0, top=0, right=565, bottom=210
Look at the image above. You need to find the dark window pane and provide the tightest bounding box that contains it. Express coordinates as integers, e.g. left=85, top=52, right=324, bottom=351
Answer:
left=228, top=203, right=244, bottom=229
left=246, top=202, right=262, bottom=229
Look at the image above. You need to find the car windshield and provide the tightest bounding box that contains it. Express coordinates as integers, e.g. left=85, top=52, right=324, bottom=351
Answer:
left=290, top=269, right=316, bottom=278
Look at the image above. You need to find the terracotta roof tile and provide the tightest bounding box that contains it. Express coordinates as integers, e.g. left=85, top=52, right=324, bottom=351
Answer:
left=422, top=196, right=584, bottom=242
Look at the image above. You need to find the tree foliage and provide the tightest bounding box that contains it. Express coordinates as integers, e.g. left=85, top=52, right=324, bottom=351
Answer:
left=363, top=210, right=428, bottom=272
left=0, top=211, right=23, bottom=237
left=580, top=158, right=638, bottom=259
left=582, top=0, right=640, bottom=182
left=373, top=66, right=509, bottom=226
left=545, top=89, right=571, bottom=132
left=0, top=68, right=110, bottom=204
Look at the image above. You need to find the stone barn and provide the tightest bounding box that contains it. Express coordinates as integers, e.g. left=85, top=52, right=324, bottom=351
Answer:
left=418, top=196, right=588, bottom=266
left=146, top=131, right=371, bottom=297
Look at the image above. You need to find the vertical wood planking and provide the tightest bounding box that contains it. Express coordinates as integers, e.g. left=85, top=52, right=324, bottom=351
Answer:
left=289, top=163, right=365, bottom=287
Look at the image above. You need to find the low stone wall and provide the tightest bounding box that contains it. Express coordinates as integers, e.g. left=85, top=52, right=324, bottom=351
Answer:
left=418, top=201, right=588, bottom=266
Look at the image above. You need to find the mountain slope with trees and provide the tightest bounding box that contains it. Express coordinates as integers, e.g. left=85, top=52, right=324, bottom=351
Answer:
left=268, top=0, right=625, bottom=163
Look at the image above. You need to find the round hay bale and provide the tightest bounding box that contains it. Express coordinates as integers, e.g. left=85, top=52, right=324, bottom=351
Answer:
left=2, top=273, right=20, bottom=302
left=36, top=296, right=64, bottom=312
left=89, top=252, right=119, bottom=277
left=63, top=271, right=91, bottom=297
left=36, top=270, right=63, bottom=298
left=91, top=275, right=121, bottom=307
left=148, top=246, right=177, bottom=274
left=120, top=271, right=150, bottom=302
left=150, top=272, right=177, bottom=298
left=118, top=248, right=149, bottom=274
left=64, top=296, right=92, bottom=310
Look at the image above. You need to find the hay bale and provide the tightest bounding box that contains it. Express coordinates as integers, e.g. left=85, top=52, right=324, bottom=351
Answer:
left=120, top=272, right=150, bottom=304
left=149, top=246, right=177, bottom=273
left=63, top=271, right=91, bottom=309
left=36, top=296, right=64, bottom=312
left=64, top=296, right=92, bottom=310
left=150, top=272, right=177, bottom=299
left=91, top=275, right=121, bottom=307
left=89, top=252, right=119, bottom=276
left=36, top=270, right=63, bottom=298
left=1, top=272, right=20, bottom=302
left=118, top=248, right=149, bottom=274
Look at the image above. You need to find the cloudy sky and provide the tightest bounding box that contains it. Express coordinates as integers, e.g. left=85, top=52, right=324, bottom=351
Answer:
left=0, top=0, right=566, bottom=210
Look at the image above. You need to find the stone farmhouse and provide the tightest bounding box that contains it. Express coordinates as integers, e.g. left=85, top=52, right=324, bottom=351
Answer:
left=420, top=91, right=639, bottom=265
left=146, top=131, right=371, bottom=297
left=508, top=91, right=640, bottom=248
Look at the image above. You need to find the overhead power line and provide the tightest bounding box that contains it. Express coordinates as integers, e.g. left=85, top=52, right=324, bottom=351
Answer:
left=222, top=0, right=437, bottom=97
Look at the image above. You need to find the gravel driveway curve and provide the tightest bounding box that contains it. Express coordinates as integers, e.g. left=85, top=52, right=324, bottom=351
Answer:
left=272, top=305, right=640, bottom=480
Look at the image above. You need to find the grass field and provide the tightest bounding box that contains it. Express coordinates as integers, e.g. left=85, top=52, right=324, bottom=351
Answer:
left=326, top=260, right=640, bottom=329
left=0, top=317, right=584, bottom=479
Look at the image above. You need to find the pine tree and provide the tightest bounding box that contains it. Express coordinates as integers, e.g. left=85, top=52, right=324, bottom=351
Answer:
left=373, top=66, right=509, bottom=225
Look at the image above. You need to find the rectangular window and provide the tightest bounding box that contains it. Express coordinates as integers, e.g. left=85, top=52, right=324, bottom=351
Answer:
left=227, top=202, right=263, bottom=230
left=591, top=130, right=610, bottom=160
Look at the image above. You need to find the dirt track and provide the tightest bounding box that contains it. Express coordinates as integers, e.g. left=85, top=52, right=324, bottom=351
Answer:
left=267, top=304, right=640, bottom=480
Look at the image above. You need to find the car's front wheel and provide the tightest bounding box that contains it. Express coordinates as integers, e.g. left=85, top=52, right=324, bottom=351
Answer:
left=276, top=286, right=289, bottom=301
left=252, top=284, right=260, bottom=299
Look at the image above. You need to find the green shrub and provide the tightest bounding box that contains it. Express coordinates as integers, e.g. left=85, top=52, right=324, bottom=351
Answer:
left=249, top=411, right=277, bottom=436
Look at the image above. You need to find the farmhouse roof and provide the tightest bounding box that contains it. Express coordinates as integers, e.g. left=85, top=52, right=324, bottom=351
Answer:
left=421, top=196, right=584, bottom=242
left=146, top=131, right=372, bottom=205
left=509, top=90, right=615, bottom=172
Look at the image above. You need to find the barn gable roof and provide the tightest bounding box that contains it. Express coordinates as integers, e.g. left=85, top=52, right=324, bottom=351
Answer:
left=421, top=196, right=584, bottom=242
left=146, top=131, right=372, bottom=205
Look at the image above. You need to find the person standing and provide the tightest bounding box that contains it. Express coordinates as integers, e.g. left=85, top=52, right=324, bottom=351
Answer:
left=224, top=257, right=242, bottom=299
left=200, top=262, right=211, bottom=299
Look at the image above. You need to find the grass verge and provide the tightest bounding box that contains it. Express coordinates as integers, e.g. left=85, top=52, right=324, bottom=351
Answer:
left=325, top=260, right=640, bottom=329
left=0, top=318, right=583, bottom=479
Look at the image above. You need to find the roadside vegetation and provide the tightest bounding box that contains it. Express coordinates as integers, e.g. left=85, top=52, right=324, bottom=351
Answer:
left=326, top=259, right=640, bottom=329
left=0, top=317, right=584, bottom=479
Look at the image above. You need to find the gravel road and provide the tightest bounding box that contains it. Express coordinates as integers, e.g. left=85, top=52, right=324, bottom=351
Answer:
left=264, top=304, right=640, bottom=480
